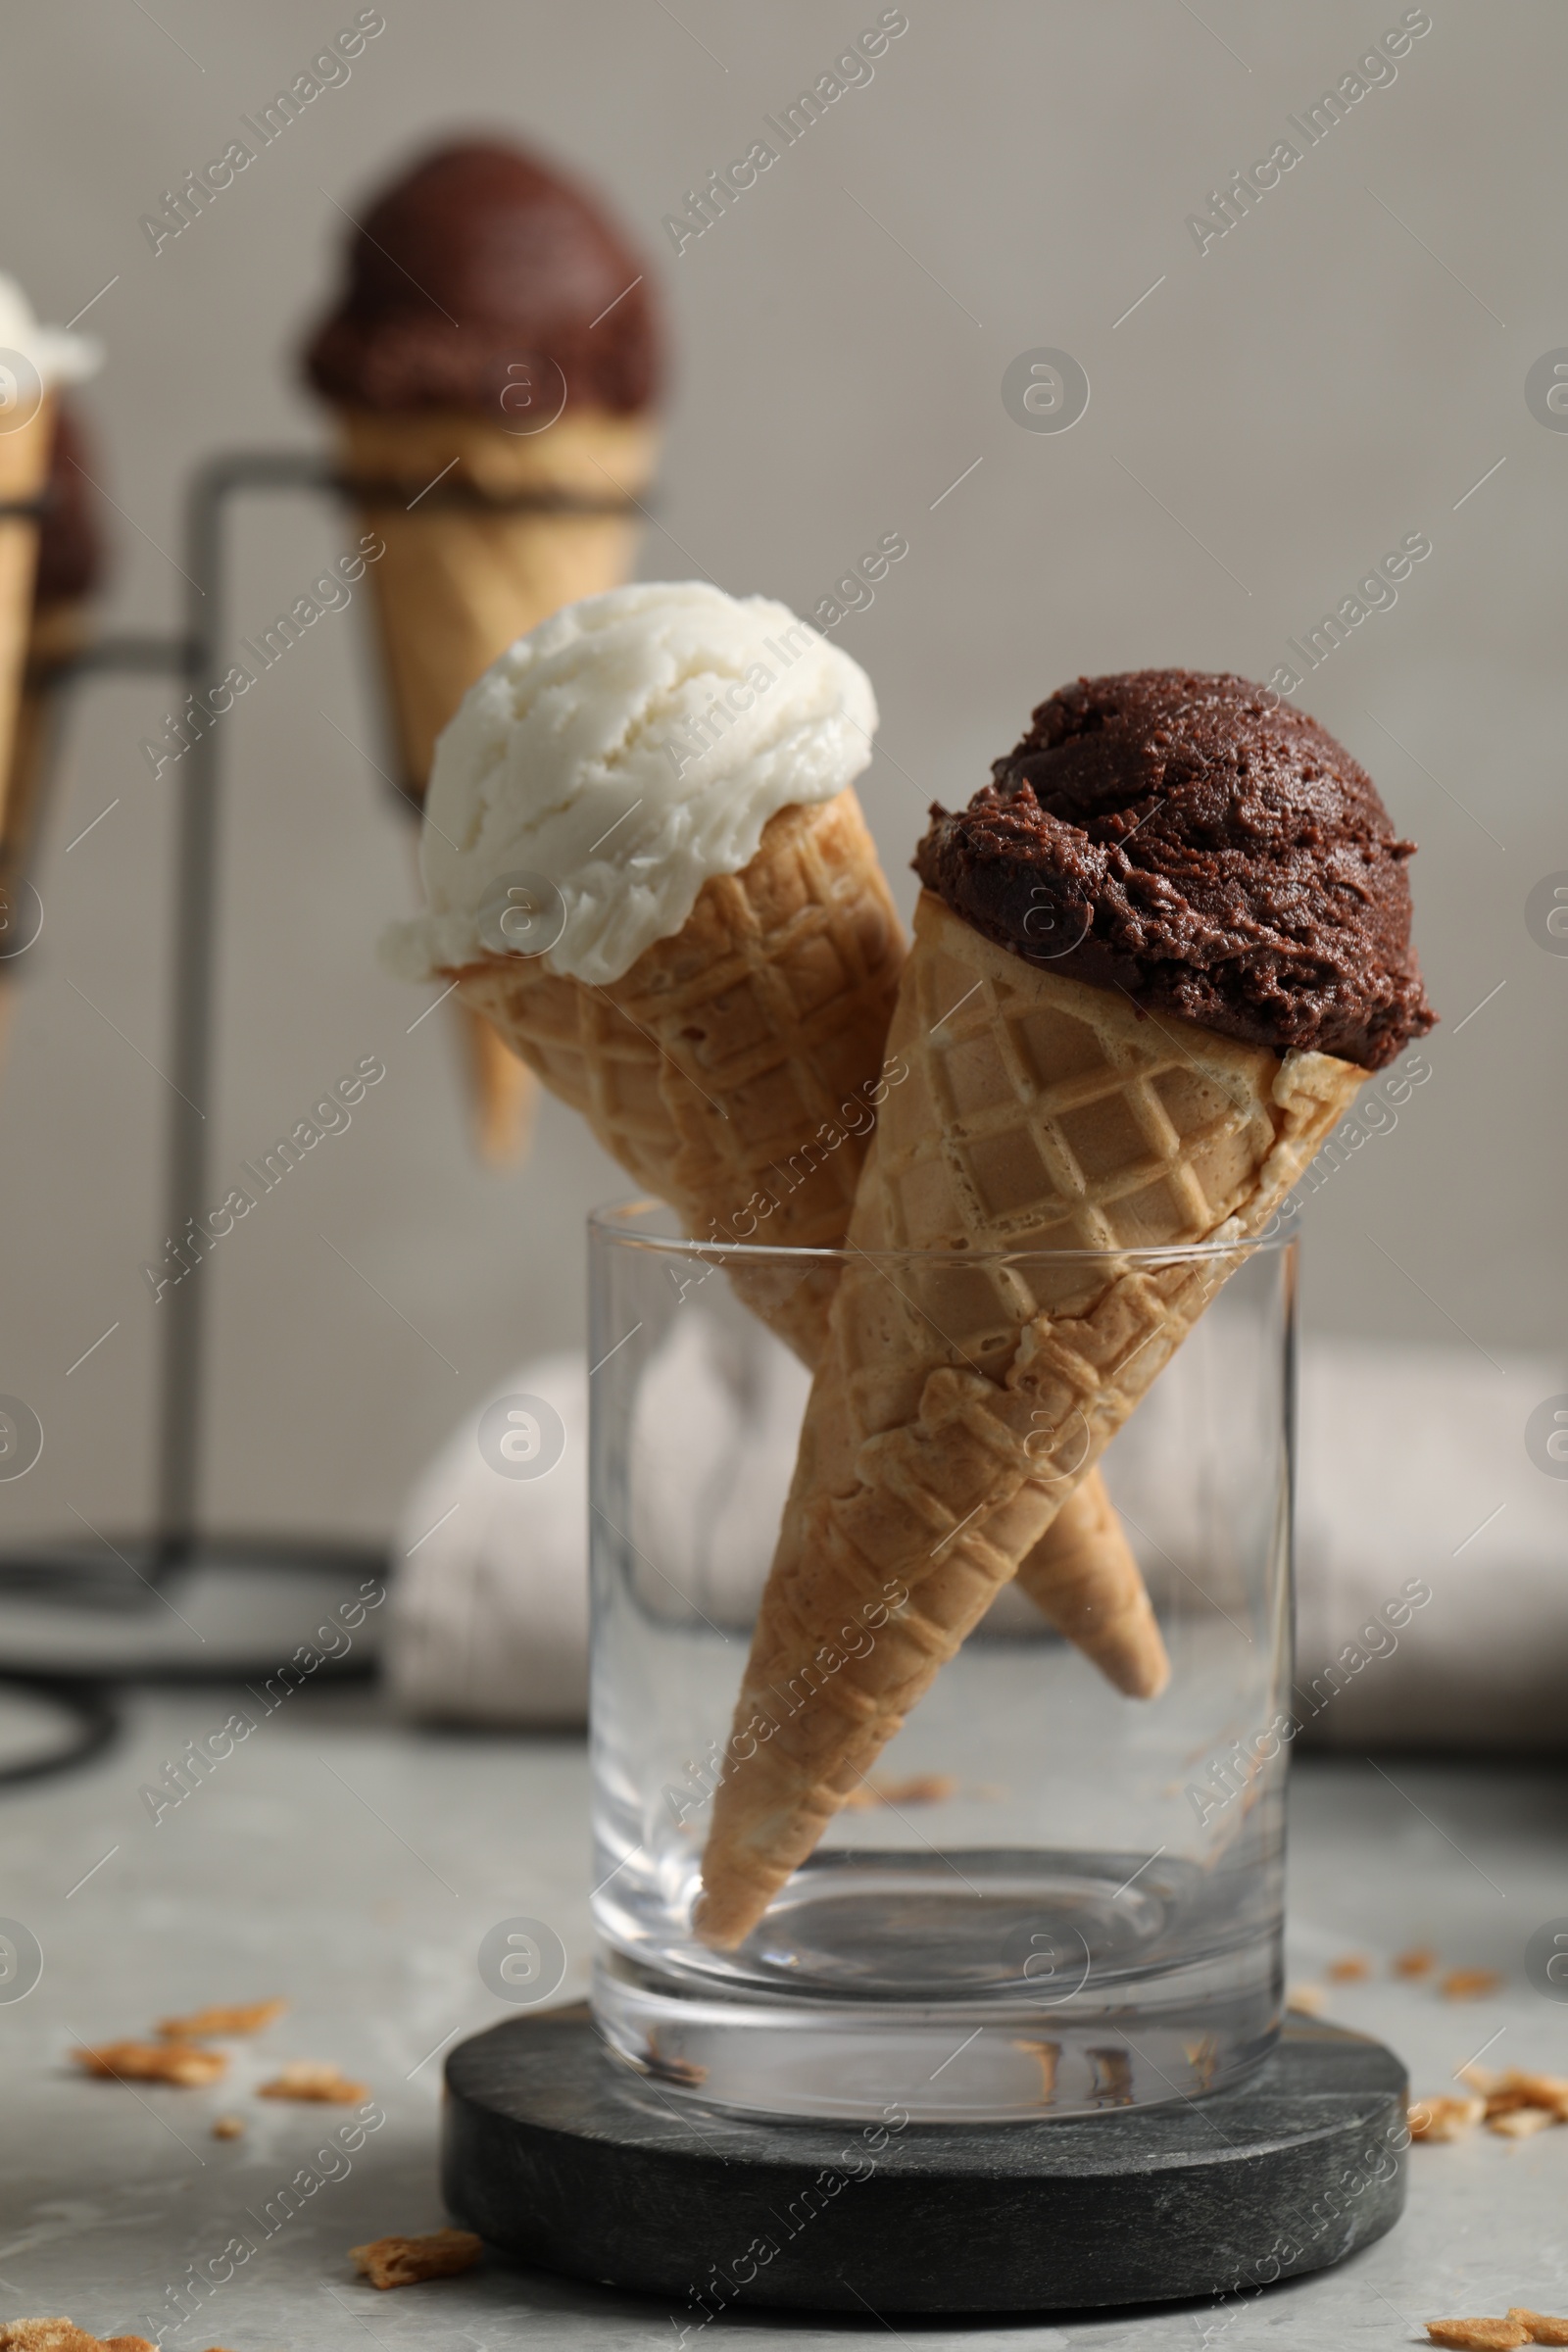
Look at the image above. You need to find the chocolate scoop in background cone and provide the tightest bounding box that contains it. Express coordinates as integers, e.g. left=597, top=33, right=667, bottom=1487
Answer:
left=0, top=401, right=106, bottom=1034
left=303, top=139, right=662, bottom=1164
left=302, top=140, right=662, bottom=796
left=698, top=670, right=1437, bottom=1947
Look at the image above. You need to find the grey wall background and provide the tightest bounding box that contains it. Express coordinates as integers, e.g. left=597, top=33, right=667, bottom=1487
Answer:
left=0, top=0, right=1561, bottom=1549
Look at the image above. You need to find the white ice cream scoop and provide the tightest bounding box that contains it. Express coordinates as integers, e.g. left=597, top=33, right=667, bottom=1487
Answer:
left=0, top=271, right=103, bottom=399
left=381, top=579, right=878, bottom=987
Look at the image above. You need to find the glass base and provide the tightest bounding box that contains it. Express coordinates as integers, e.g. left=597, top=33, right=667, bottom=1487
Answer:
left=595, top=1848, right=1282, bottom=2123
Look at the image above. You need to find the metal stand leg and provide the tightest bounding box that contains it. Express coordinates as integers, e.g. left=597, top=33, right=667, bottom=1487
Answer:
left=0, top=453, right=393, bottom=1628
left=1, top=444, right=628, bottom=1618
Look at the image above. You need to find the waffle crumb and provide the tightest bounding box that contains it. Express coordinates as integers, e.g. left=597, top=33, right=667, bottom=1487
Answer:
left=1395, top=1946, right=1438, bottom=1978
left=1327, top=1954, right=1371, bottom=1982
left=1287, top=1983, right=1327, bottom=2016
left=841, top=1774, right=957, bottom=1810
left=1508, top=2315, right=1568, bottom=2346
left=1488, top=2106, right=1557, bottom=2139
left=1441, top=1968, right=1503, bottom=2000
left=0, top=2326, right=158, bottom=2352
left=71, top=2040, right=226, bottom=2087
left=350, top=2230, right=482, bottom=2287
left=211, top=2114, right=245, bottom=2140
left=259, top=2060, right=368, bottom=2104
left=1408, top=2093, right=1486, bottom=2142
left=1426, top=2323, right=1530, bottom=2348
left=1488, top=2073, right=1568, bottom=2121
left=157, top=1998, right=287, bottom=2040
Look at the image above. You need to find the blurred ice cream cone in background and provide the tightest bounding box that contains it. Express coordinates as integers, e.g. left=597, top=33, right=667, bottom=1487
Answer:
left=302, top=139, right=662, bottom=1164
left=0, top=285, right=102, bottom=1043
left=462, top=1002, right=541, bottom=1166
left=0, top=275, right=101, bottom=848
left=0, top=402, right=107, bottom=1054
left=0, top=401, right=53, bottom=845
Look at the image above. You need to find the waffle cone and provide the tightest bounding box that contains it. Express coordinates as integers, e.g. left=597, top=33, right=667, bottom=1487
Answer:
left=697, top=891, right=1365, bottom=1945
left=453, top=790, right=1149, bottom=1660
left=0, top=598, right=88, bottom=1058
left=339, top=406, right=656, bottom=1165
left=1013, top=1464, right=1167, bottom=1697
left=0, top=399, right=56, bottom=837
left=451, top=790, right=905, bottom=1362
left=3, top=600, right=89, bottom=882
left=334, top=408, right=657, bottom=795
left=457, top=1003, right=540, bottom=1166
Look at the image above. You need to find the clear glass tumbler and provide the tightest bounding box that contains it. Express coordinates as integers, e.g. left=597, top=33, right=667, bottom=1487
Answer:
left=588, top=1200, right=1297, bottom=2124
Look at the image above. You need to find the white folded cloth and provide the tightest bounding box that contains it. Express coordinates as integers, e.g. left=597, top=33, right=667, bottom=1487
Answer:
left=388, top=1334, right=1567, bottom=1748
left=386, top=1322, right=809, bottom=1726
left=387, top=1348, right=591, bottom=1727
left=1293, top=1338, right=1566, bottom=1749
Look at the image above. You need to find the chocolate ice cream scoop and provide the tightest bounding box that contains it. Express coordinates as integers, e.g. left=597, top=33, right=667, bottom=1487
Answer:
left=302, top=138, right=659, bottom=416
left=914, top=669, right=1436, bottom=1071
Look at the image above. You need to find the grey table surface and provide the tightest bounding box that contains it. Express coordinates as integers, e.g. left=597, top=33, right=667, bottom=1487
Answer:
left=0, top=1681, right=1563, bottom=2351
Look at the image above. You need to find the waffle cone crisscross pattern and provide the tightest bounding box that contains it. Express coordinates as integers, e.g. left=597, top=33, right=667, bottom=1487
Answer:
left=452, top=790, right=906, bottom=1359
left=459, top=825, right=1180, bottom=1666
left=696, top=892, right=1365, bottom=1945
left=455, top=949, right=675, bottom=1192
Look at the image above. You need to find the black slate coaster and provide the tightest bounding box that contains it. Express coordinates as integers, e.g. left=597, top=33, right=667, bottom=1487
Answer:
left=443, top=2005, right=1407, bottom=2316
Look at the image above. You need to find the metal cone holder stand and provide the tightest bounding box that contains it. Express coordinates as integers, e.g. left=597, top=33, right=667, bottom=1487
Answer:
left=0, top=451, right=636, bottom=1667
left=0, top=457, right=1413, bottom=2314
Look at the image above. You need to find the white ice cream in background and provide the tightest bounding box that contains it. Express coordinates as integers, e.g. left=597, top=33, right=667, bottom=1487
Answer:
left=384, top=580, right=879, bottom=987
left=0, top=272, right=102, bottom=409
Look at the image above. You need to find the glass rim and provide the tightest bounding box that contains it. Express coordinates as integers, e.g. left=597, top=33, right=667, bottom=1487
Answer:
left=587, top=1195, right=1297, bottom=1269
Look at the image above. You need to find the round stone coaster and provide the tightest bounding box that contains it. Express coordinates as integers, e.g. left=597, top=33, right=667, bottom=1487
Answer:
left=443, top=2005, right=1407, bottom=2316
